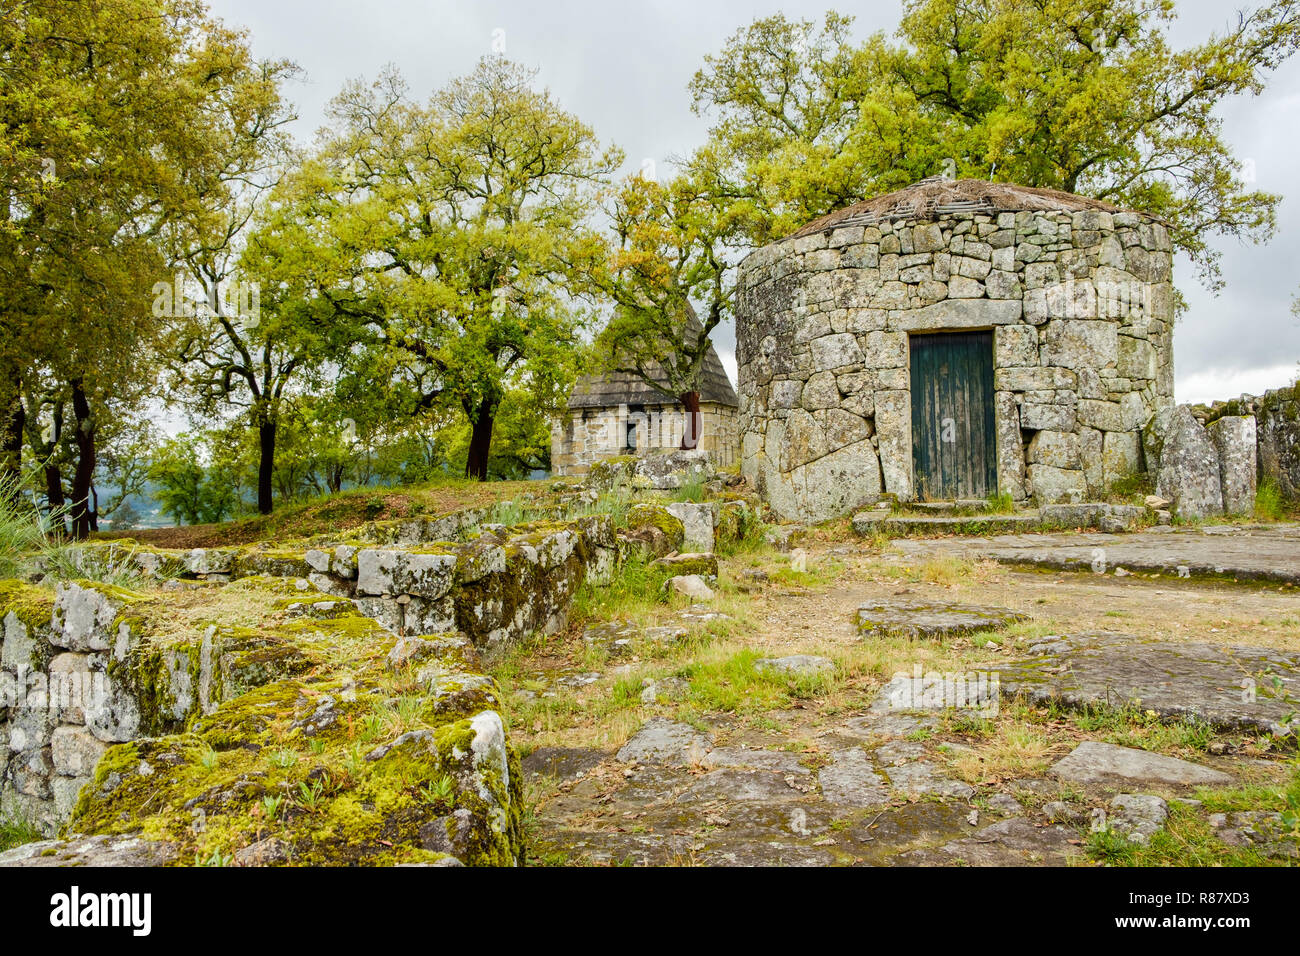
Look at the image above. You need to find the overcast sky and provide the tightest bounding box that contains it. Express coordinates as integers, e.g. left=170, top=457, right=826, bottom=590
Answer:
left=207, top=0, right=1300, bottom=405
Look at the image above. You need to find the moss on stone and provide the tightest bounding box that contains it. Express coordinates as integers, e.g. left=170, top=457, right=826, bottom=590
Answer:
left=0, top=579, right=55, bottom=633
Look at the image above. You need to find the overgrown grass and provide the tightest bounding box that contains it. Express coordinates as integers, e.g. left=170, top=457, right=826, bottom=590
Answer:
left=676, top=648, right=832, bottom=714
left=944, top=721, right=1053, bottom=782
left=94, top=475, right=540, bottom=549
left=42, top=539, right=152, bottom=589
left=670, top=476, right=707, bottom=503
left=716, top=509, right=768, bottom=559
left=563, top=487, right=634, bottom=525
left=0, top=475, right=48, bottom=577
left=985, top=491, right=1017, bottom=514
left=883, top=553, right=988, bottom=587
left=1089, top=765, right=1300, bottom=866
left=0, top=813, right=42, bottom=852
left=1057, top=701, right=1215, bottom=753
left=1104, top=472, right=1155, bottom=504
left=485, top=498, right=546, bottom=528
left=570, top=555, right=673, bottom=625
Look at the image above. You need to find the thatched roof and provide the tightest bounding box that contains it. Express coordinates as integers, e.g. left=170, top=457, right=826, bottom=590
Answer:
left=569, top=308, right=738, bottom=410
left=789, top=177, right=1128, bottom=238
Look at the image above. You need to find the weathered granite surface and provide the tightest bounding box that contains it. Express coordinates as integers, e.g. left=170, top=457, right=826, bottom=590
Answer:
left=1048, top=741, right=1234, bottom=788
left=892, top=524, right=1300, bottom=583
left=856, top=600, right=1027, bottom=639
left=1003, top=632, right=1300, bottom=736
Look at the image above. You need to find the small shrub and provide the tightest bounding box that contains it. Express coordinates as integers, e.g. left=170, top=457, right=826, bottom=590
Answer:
left=985, top=491, right=1016, bottom=514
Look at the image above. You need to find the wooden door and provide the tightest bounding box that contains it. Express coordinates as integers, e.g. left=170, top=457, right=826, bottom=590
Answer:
left=909, top=331, right=997, bottom=500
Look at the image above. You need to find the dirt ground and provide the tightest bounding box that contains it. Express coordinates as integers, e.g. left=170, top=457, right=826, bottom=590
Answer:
left=491, top=534, right=1300, bottom=867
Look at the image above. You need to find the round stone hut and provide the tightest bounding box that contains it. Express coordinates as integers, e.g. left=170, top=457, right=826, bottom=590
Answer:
left=735, top=177, right=1175, bottom=522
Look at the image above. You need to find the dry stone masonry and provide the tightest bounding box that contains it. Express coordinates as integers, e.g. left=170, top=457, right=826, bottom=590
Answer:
left=0, top=509, right=627, bottom=857
left=736, top=178, right=1176, bottom=521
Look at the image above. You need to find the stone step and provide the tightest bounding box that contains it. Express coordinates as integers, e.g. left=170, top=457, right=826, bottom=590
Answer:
left=852, top=511, right=1043, bottom=536
left=852, top=502, right=1153, bottom=537
left=910, top=499, right=995, bottom=513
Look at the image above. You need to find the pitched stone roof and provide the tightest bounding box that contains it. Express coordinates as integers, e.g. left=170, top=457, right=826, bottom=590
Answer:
left=789, top=177, right=1126, bottom=238
left=569, top=308, right=738, bottom=410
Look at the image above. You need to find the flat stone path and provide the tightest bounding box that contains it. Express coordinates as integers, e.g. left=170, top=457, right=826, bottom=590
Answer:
left=1002, top=632, right=1300, bottom=736
left=527, top=686, right=1081, bottom=866
left=857, top=599, right=1026, bottom=639
left=893, top=524, right=1300, bottom=583
left=521, top=529, right=1300, bottom=866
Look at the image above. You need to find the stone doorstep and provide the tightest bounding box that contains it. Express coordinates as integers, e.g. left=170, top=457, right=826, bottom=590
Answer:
left=852, top=512, right=1044, bottom=535
left=852, top=501, right=1158, bottom=537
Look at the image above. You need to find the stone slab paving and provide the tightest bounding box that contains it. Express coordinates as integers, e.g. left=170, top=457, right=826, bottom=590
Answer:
left=528, top=679, right=1284, bottom=865
left=892, top=523, right=1300, bottom=583
left=530, top=686, right=1057, bottom=866
left=892, top=818, right=1083, bottom=866
left=1049, top=741, right=1234, bottom=788
left=856, top=599, right=1027, bottom=639
left=1002, top=632, right=1300, bottom=736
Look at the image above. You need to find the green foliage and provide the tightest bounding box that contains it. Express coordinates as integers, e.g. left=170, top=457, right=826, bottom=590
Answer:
left=571, top=555, right=673, bottom=622
left=0, top=813, right=42, bottom=853
left=0, top=476, right=47, bottom=577
left=263, top=57, right=620, bottom=480
left=2, top=0, right=298, bottom=534
left=147, top=436, right=242, bottom=526
left=671, top=476, right=708, bottom=503
left=691, top=2, right=1300, bottom=289
left=985, top=491, right=1016, bottom=514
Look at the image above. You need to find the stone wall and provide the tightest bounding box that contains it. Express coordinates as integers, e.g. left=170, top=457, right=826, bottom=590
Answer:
left=1, top=512, right=617, bottom=847
left=67, top=516, right=618, bottom=659
left=1200, top=384, right=1300, bottom=499
left=0, top=577, right=347, bottom=835
left=1, top=575, right=525, bottom=863
left=736, top=208, right=1176, bottom=521
left=552, top=401, right=738, bottom=476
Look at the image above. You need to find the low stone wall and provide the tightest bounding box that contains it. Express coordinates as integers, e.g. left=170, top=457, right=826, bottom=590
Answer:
left=1, top=577, right=356, bottom=835
left=1, top=575, right=525, bottom=864
left=69, top=515, right=618, bottom=659
left=1200, top=384, right=1300, bottom=500
left=2, top=511, right=619, bottom=857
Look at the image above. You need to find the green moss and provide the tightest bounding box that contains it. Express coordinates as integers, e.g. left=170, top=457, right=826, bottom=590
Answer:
left=67, top=658, right=524, bottom=866
left=625, top=504, right=686, bottom=547
left=652, top=554, right=719, bottom=577
left=0, top=579, right=55, bottom=632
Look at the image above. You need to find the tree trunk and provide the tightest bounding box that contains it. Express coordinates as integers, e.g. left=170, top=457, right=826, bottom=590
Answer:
left=2, top=398, right=23, bottom=499
left=464, top=399, right=497, bottom=481
left=679, top=390, right=702, bottom=450
left=68, top=380, right=97, bottom=539
left=257, top=417, right=276, bottom=515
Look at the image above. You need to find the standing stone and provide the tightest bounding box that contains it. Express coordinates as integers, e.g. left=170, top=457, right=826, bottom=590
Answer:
left=874, top=390, right=912, bottom=500
left=1207, top=415, right=1257, bottom=517
left=1155, top=406, right=1223, bottom=519
left=666, top=502, right=716, bottom=553
left=1102, top=430, right=1141, bottom=486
